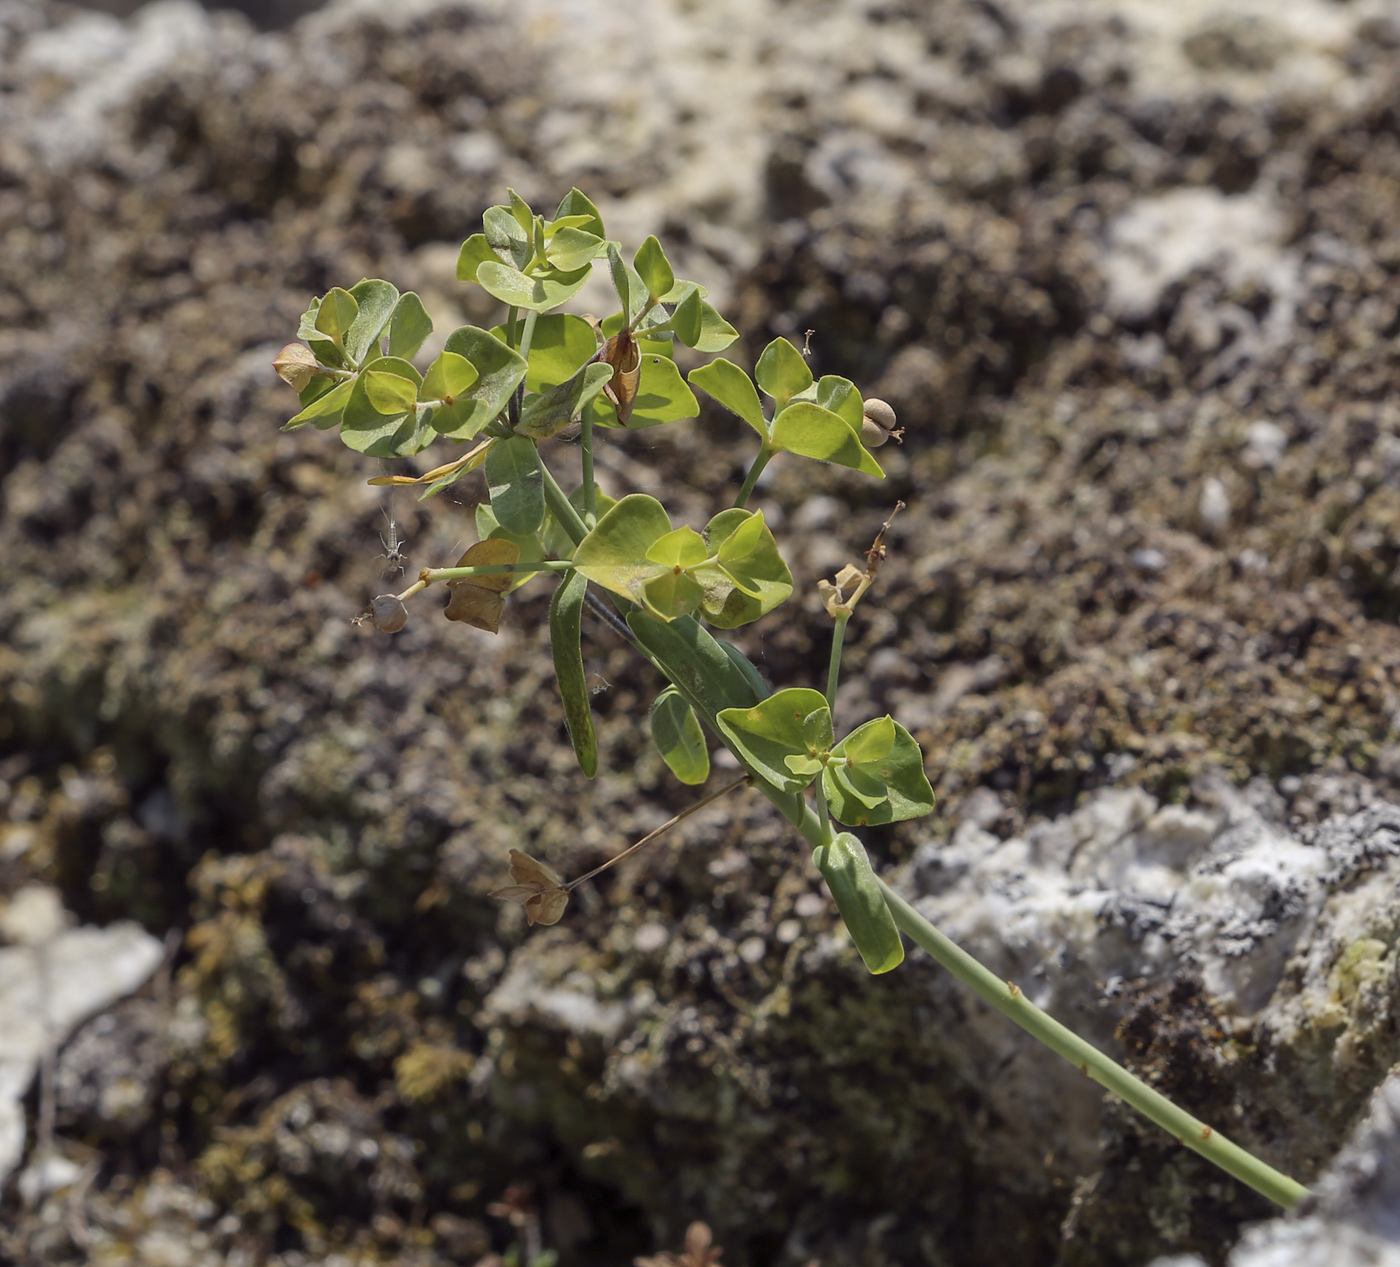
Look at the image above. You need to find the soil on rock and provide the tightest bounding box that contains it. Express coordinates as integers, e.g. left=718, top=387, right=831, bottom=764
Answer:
left=5, top=1, right=1400, bottom=1265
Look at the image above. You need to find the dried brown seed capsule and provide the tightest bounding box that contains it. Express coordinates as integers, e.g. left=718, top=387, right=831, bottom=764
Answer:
left=273, top=343, right=320, bottom=391
left=860, top=398, right=901, bottom=448
left=370, top=594, right=408, bottom=633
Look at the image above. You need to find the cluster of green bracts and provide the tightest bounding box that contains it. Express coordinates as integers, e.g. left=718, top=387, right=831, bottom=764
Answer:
left=275, top=187, right=1309, bottom=1211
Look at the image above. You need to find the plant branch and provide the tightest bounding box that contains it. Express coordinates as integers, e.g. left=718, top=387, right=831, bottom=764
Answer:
left=734, top=446, right=773, bottom=510
left=826, top=612, right=850, bottom=714
left=539, top=456, right=589, bottom=546
left=874, top=879, right=1309, bottom=1211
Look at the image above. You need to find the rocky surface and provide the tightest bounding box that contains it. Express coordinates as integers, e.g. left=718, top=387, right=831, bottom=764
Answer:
left=6, top=0, right=1400, bottom=1264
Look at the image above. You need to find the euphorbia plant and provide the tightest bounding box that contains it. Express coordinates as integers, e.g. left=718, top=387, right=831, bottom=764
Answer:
left=275, top=188, right=1307, bottom=1210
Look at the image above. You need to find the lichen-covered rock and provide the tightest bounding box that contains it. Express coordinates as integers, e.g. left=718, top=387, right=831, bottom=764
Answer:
left=7, top=0, right=1400, bottom=1263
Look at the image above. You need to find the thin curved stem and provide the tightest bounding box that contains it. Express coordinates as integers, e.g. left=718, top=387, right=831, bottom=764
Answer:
left=734, top=446, right=773, bottom=510
left=826, top=612, right=850, bottom=715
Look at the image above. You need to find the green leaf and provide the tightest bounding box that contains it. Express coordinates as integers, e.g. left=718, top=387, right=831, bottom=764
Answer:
left=770, top=402, right=884, bottom=478
left=484, top=205, right=531, bottom=269
left=812, top=833, right=904, bottom=974
left=667, top=286, right=704, bottom=348
left=553, top=188, right=606, bottom=239
left=456, top=234, right=498, bottom=282
left=297, top=296, right=347, bottom=370
left=544, top=485, right=616, bottom=559
left=517, top=362, right=614, bottom=440
left=338, top=358, right=425, bottom=456
left=646, top=525, right=709, bottom=569
left=490, top=313, right=598, bottom=392
left=421, top=350, right=479, bottom=402
left=387, top=292, right=434, bottom=360
left=693, top=301, right=740, bottom=353
left=592, top=354, right=699, bottom=429
left=546, top=226, right=605, bottom=271
left=650, top=687, right=709, bottom=785
left=754, top=337, right=813, bottom=407
left=608, top=243, right=648, bottom=326
left=716, top=688, right=831, bottom=794
left=434, top=326, right=528, bottom=439
left=718, top=639, right=768, bottom=703
left=817, top=375, right=864, bottom=432
left=476, top=261, right=593, bottom=314
left=344, top=279, right=400, bottom=365
left=549, top=569, right=598, bottom=778
left=485, top=433, right=544, bottom=535
left=314, top=287, right=359, bottom=339
left=572, top=493, right=672, bottom=605
left=283, top=377, right=352, bottom=430
left=701, top=508, right=793, bottom=628
left=688, top=359, right=767, bottom=437
left=507, top=188, right=535, bottom=236
left=634, top=235, right=675, bottom=302
left=475, top=502, right=545, bottom=593
left=822, top=718, right=935, bottom=827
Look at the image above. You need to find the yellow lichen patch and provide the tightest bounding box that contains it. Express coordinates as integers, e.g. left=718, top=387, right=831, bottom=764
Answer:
left=394, top=1040, right=476, bottom=1104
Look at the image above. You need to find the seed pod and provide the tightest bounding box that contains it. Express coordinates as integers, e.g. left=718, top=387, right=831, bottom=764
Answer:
left=273, top=343, right=320, bottom=391
left=370, top=594, right=408, bottom=633
left=860, top=397, right=901, bottom=448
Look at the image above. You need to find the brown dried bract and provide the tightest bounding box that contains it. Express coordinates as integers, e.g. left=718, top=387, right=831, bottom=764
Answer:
left=444, top=539, right=519, bottom=633
left=490, top=848, right=568, bottom=925
left=601, top=328, right=641, bottom=426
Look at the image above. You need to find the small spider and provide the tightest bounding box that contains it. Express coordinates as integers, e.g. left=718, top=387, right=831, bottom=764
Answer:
left=377, top=507, right=410, bottom=576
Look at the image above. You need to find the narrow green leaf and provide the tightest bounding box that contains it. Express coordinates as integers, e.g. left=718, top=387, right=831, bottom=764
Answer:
left=421, top=350, right=479, bottom=402
left=553, top=188, right=606, bottom=239
left=812, top=833, right=904, bottom=974
left=823, top=719, right=935, bottom=827
left=755, top=337, right=813, bottom=406
left=387, top=292, right=434, bottom=360
left=608, top=243, right=648, bottom=326
left=364, top=370, right=419, bottom=415
left=475, top=502, right=545, bottom=593
left=634, top=235, right=675, bottom=302
left=650, top=688, right=709, bottom=785
left=344, top=279, right=400, bottom=365
left=517, top=362, right=615, bottom=441
left=483, top=205, right=532, bottom=270
left=457, top=233, right=498, bottom=281
left=770, top=402, right=884, bottom=478
left=572, top=494, right=672, bottom=604
left=718, top=639, right=768, bottom=703
left=283, top=377, right=352, bottom=430
left=693, top=301, right=740, bottom=353
left=549, top=569, right=598, bottom=778
left=688, top=359, right=767, bottom=437
left=817, top=375, right=864, bottom=432
left=314, top=287, right=359, bottom=340
left=484, top=434, right=544, bottom=535
left=716, top=688, right=831, bottom=794
left=668, top=286, right=704, bottom=348
left=435, top=326, right=528, bottom=439
left=477, top=261, right=593, bottom=314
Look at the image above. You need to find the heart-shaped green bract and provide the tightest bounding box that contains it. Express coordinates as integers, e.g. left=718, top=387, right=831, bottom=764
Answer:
left=643, top=568, right=707, bottom=621
left=688, top=358, right=767, bottom=437
left=822, top=717, right=935, bottom=827
left=485, top=434, right=544, bottom=535
left=590, top=354, right=699, bottom=429
left=716, top=688, right=832, bottom=794
left=572, top=494, right=675, bottom=608
left=387, top=292, right=434, bottom=361
left=343, top=279, right=400, bottom=366
left=650, top=687, right=710, bottom=785
left=554, top=188, right=606, bottom=239
left=693, top=301, right=739, bottom=353
left=699, top=508, right=793, bottom=628
left=297, top=295, right=347, bottom=370
left=363, top=367, right=419, bottom=415
left=667, top=286, right=703, bottom=348
left=491, top=314, right=598, bottom=393
left=476, top=261, right=594, bottom=314
left=432, top=326, right=528, bottom=439
left=755, top=337, right=813, bottom=409
left=813, top=833, right=904, bottom=974
left=340, top=356, right=429, bottom=456
left=421, top=351, right=479, bottom=404
left=817, top=374, right=863, bottom=432
left=517, top=362, right=615, bottom=440
left=545, top=226, right=605, bottom=272
left=482, top=205, right=531, bottom=270
left=314, top=286, right=359, bottom=340
left=456, top=234, right=498, bottom=282
left=770, top=401, right=884, bottom=478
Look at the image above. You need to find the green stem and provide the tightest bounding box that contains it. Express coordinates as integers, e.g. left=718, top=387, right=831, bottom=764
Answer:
left=539, top=458, right=588, bottom=546
left=734, top=446, right=774, bottom=510
left=425, top=560, right=575, bottom=581
left=826, top=612, right=850, bottom=714
left=581, top=409, right=597, bottom=526
left=509, top=309, right=540, bottom=428
left=505, top=306, right=519, bottom=350
left=874, top=879, right=1309, bottom=1211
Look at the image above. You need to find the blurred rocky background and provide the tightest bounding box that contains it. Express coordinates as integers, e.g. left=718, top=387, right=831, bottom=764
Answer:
left=6, top=0, right=1400, bottom=1263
